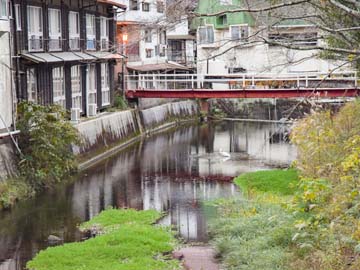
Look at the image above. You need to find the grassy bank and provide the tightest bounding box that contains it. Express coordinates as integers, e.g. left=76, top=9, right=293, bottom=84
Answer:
left=27, top=208, right=180, bottom=270
left=208, top=169, right=299, bottom=270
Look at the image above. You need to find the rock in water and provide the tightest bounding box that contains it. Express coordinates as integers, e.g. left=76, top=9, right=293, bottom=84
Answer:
left=48, top=235, right=62, bottom=243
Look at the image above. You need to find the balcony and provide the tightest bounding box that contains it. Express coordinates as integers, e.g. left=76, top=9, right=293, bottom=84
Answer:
left=168, top=51, right=195, bottom=67
left=101, top=38, right=109, bottom=51
left=69, top=37, right=80, bottom=51
left=28, top=35, right=43, bottom=52
left=86, top=38, right=96, bottom=50
left=48, top=37, right=62, bottom=51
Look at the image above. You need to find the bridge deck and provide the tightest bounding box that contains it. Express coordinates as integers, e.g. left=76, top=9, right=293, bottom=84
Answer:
left=126, top=88, right=360, bottom=99
left=125, top=71, right=359, bottom=99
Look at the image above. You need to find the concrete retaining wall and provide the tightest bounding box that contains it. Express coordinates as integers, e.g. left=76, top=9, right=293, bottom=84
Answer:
left=0, top=138, right=16, bottom=181
left=74, top=100, right=199, bottom=158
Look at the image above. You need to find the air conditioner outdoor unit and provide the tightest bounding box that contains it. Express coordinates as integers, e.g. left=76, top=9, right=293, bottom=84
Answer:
left=71, top=108, right=81, bottom=123
left=88, top=104, right=97, bottom=117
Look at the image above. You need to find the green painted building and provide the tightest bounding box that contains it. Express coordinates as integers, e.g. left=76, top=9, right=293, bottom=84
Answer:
left=192, top=0, right=255, bottom=31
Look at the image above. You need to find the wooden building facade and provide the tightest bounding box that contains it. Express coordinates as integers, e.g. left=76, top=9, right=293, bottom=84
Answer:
left=11, top=0, right=125, bottom=117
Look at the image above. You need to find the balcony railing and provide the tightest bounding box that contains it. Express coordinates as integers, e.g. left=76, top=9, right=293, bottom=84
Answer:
left=101, top=38, right=109, bottom=50
left=69, top=37, right=80, bottom=51
left=168, top=52, right=195, bottom=67
left=28, top=36, right=43, bottom=52
left=49, top=37, right=62, bottom=51
left=86, top=38, right=96, bottom=50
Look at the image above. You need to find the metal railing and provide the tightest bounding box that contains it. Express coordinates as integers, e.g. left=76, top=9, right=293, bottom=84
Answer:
left=69, top=37, right=80, bottom=50
left=28, top=36, right=43, bottom=52
left=125, top=71, right=358, bottom=91
left=48, top=38, right=62, bottom=51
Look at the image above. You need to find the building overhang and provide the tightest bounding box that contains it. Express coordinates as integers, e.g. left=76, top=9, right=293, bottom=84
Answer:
left=21, top=51, right=123, bottom=63
left=127, top=62, right=191, bottom=72
left=96, top=0, right=127, bottom=9
left=167, top=35, right=196, bottom=40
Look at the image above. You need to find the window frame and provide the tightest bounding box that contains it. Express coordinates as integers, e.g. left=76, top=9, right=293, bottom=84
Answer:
left=48, top=8, right=62, bottom=51
left=0, top=0, right=8, bottom=19
left=229, top=24, right=249, bottom=41
left=14, top=4, right=21, bottom=30
left=198, top=25, right=214, bottom=44
left=52, top=66, right=66, bottom=108
left=69, top=11, right=80, bottom=50
left=101, top=63, right=110, bottom=106
left=142, top=2, right=150, bottom=12
left=86, top=13, right=96, bottom=50
left=71, top=65, right=82, bottom=111
left=100, top=16, right=109, bottom=50
left=27, top=68, right=37, bottom=103
left=27, top=5, right=44, bottom=52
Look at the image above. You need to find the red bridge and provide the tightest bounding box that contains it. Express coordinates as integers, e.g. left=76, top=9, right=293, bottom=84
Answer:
left=125, top=72, right=359, bottom=99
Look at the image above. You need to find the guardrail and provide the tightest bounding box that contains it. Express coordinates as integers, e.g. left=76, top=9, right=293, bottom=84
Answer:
left=125, top=71, right=358, bottom=91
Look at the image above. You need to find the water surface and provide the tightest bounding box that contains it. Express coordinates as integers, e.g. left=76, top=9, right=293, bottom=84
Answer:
left=0, top=121, right=296, bottom=270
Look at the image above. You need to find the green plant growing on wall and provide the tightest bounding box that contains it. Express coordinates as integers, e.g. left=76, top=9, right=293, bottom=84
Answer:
left=17, top=102, right=80, bottom=191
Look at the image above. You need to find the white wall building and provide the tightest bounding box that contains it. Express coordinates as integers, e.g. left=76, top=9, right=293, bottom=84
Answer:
left=0, top=0, right=14, bottom=132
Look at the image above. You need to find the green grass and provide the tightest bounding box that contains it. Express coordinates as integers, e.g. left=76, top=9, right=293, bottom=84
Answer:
left=209, top=199, right=296, bottom=270
left=234, top=169, right=299, bottom=196
left=27, top=208, right=180, bottom=270
left=207, top=169, right=300, bottom=270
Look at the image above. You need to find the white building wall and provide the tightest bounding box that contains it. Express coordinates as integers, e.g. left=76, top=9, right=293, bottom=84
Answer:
left=0, top=18, right=13, bottom=131
left=116, top=0, right=167, bottom=66
left=197, top=26, right=347, bottom=77
left=116, top=0, right=165, bottom=23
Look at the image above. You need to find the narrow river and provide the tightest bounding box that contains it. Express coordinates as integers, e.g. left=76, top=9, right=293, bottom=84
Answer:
left=0, top=121, right=296, bottom=270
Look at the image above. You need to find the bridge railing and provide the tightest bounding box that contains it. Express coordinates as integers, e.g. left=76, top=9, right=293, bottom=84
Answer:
left=125, top=71, right=358, bottom=91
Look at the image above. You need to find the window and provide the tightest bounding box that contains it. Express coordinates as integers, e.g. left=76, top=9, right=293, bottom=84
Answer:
left=86, top=14, right=96, bottom=50
left=142, top=2, right=150, bottom=12
left=130, top=0, right=138, bottom=10
left=199, top=26, right=214, bottom=44
left=15, top=4, right=21, bottom=30
left=159, top=30, right=166, bottom=44
left=27, top=68, right=37, bottom=102
left=71, top=66, right=82, bottom=111
left=145, top=49, right=152, bottom=58
left=100, top=17, right=109, bottom=50
left=0, top=0, right=7, bottom=19
left=87, top=64, right=97, bottom=107
left=101, top=63, right=110, bottom=106
left=230, top=25, right=249, bottom=41
left=69, top=12, right=80, bottom=50
left=48, top=9, right=62, bottom=51
left=52, top=67, right=65, bottom=108
left=157, top=1, right=164, bottom=13
left=27, top=6, right=43, bottom=51
left=144, top=29, right=152, bottom=43
left=217, top=15, right=227, bottom=26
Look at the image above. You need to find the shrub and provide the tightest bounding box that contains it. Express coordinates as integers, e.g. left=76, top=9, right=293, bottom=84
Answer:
left=17, top=102, right=80, bottom=190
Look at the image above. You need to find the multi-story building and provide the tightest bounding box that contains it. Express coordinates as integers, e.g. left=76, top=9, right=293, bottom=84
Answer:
left=194, top=0, right=343, bottom=78
left=115, top=0, right=195, bottom=92
left=12, top=0, right=125, bottom=118
left=0, top=0, right=14, bottom=133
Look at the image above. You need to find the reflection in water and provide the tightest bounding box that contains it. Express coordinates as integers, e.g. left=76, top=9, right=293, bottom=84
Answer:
left=0, top=121, right=296, bottom=270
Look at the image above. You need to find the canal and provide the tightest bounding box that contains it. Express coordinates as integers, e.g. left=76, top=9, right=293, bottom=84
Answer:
left=0, top=121, right=296, bottom=270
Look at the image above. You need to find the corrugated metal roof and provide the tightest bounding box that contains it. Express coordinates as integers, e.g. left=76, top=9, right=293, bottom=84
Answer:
left=86, top=51, right=124, bottom=60
left=52, top=52, right=84, bottom=61
left=21, top=53, right=62, bottom=63
left=73, top=52, right=97, bottom=61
